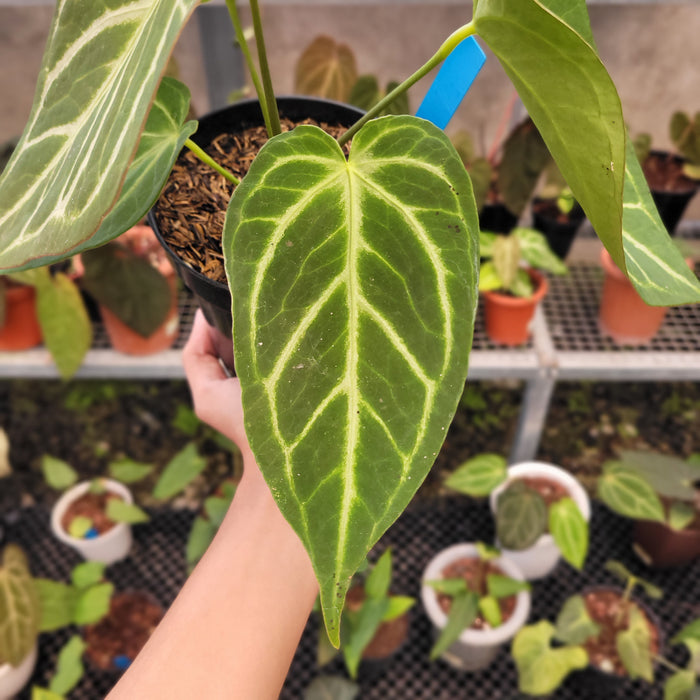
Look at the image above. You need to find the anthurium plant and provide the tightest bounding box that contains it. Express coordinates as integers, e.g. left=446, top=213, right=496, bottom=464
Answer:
left=478, top=227, right=568, bottom=297
left=597, top=450, right=700, bottom=531
left=445, top=454, right=588, bottom=570
left=0, top=0, right=699, bottom=644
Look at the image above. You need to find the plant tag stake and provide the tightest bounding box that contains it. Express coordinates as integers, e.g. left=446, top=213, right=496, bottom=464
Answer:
left=416, top=37, right=486, bottom=130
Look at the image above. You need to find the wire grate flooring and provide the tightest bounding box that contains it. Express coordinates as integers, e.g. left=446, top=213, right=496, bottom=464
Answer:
left=5, top=498, right=698, bottom=699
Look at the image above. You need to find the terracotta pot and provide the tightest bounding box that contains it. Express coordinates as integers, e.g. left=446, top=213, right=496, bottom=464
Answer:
left=633, top=518, right=700, bottom=568
left=598, top=248, right=683, bottom=345
left=148, top=97, right=366, bottom=374
left=482, top=269, right=547, bottom=346
left=0, top=283, right=42, bottom=351
left=489, top=461, right=591, bottom=580
left=100, top=225, right=179, bottom=355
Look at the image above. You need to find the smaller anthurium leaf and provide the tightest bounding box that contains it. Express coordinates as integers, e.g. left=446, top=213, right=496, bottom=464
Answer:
left=479, top=231, right=498, bottom=257
left=80, top=241, right=171, bottom=338
left=349, top=75, right=381, bottom=112
left=664, top=670, right=698, bottom=700
left=342, top=597, right=389, bottom=679
left=513, top=227, right=568, bottom=275
left=475, top=542, right=501, bottom=561
left=105, top=500, right=149, bottom=525
left=364, top=549, right=392, bottom=600
left=107, top=458, right=153, bottom=484
left=70, top=562, right=105, bottom=590
left=513, top=621, right=588, bottom=696
left=686, top=640, right=700, bottom=675
left=672, top=618, right=700, bottom=646
left=510, top=269, right=534, bottom=298
left=48, top=635, right=86, bottom=697
left=295, top=36, right=357, bottom=102
left=68, top=516, right=93, bottom=538
left=430, top=591, right=479, bottom=661
left=497, top=118, right=550, bottom=218
left=185, top=516, right=217, bottom=570
left=621, top=140, right=700, bottom=306
left=668, top=502, right=696, bottom=531
left=597, top=463, right=666, bottom=523
left=0, top=2, right=200, bottom=273
left=478, top=595, right=502, bottom=628
left=486, top=574, right=530, bottom=600
left=73, top=582, right=114, bottom=625
left=617, top=605, right=654, bottom=682
left=41, top=455, right=78, bottom=490
left=555, top=595, right=600, bottom=645
left=34, top=579, right=78, bottom=632
left=475, top=0, right=626, bottom=264
left=172, top=404, right=201, bottom=436
left=35, top=272, right=91, bottom=379
left=152, top=443, right=206, bottom=500
left=496, top=481, right=548, bottom=550
left=382, top=595, right=414, bottom=622
left=549, top=497, right=589, bottom=569
left=304, top=675, right=359, bottom=700
left=444, top=453, right=507, bottom=497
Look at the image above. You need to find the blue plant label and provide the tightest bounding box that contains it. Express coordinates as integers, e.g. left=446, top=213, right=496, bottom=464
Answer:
left=113, top=654, right=132, bottom=670
left=84, top=527, right=99, bottom=540
left=416, top=36, right=486, bottom=130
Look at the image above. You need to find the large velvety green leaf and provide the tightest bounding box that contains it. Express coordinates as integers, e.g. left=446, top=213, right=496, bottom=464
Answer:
left=226, top=115, right=479, bottom=644
left=0, top=0, right=199, bottom=271
left=475, top=0, right=626, bottom=265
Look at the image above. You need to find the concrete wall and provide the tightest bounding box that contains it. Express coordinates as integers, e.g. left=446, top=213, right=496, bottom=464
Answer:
left=1, top=2, right=699, bottom=217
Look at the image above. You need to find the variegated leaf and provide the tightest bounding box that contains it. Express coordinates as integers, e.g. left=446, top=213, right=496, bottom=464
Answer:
left=0, top=0, right=199, bottom=272
left=226, top=115, right=478, bottom=644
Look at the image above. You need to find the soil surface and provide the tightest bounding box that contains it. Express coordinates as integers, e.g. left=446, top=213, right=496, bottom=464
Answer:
left=61, top=490, right=123, bottom=536
left=1, top=379, right=698, bottom=514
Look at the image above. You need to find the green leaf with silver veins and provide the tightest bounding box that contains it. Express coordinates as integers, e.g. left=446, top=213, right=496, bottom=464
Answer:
left=0, top=1, right=199, bottom=272
left=444, top=453, right=507, bottom=497
left=226, top=116, right=478, bottom=645
left=496, top=481, right=548, bottom=550
left=549, top=497, right=589, bottom=570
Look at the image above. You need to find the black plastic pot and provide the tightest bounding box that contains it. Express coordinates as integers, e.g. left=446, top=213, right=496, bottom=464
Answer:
left=633, top=518, right=700, bottom=568
left=531, top=197, right=586, bottom=260
left=478, top=202, right=518, bottom=234
left=148, top=97, right=365, bottom=370
left=644, top=150, right=699, bottom=235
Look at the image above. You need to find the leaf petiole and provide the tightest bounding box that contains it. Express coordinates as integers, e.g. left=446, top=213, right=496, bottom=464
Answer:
left=184, top=139, right=240, bottom=186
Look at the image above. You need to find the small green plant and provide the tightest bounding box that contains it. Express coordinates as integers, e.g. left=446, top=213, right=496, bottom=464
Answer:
left=0, top=545, right=41, bottom=669
left=31, top=636, right=87, bottom=700
left=597, top=450, right=700, bottom=531
left=425, top=542, right=530, bottom=660
left=318, top=548, right=414, bottom=679
left=513, top=560, right=663, bottom=696
left=445, top=454, right=588, bottom=569
left=478, top=228, right=568, bottom=297
left=670, top=111, right=700, bottom=180
left=42, top=442, right=206, bottom=537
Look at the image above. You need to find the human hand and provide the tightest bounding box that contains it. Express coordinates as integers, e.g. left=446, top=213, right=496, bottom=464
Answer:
left=182, top=310, right=253, bottom=462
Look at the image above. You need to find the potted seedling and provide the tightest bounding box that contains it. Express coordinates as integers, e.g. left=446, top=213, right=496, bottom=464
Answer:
left=597, top=450, right=700, bottom=568
left=421, top=542, right=531, bottom=671
left=513, top=561, right=664, bottom=696
left=445, top=454, right=590, bottom=579
left=640, top=111, right=700, bottom=235
left=45, top=442, right=206, bottom=564
left=531, top=160, right=586, bottom=260
left=0, top=545, right=41, bottom=700
left=1, top=1, right=699, bottom=647
left=318, top=548, right=414, bottom=680
left=478, top=229, right=568, bottom=345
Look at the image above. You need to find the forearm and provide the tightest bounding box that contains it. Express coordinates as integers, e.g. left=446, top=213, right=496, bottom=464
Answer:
left=108, top=458, right=318, bottom=700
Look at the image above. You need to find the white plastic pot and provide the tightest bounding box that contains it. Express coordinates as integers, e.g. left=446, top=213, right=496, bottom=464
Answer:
left=51, top=479, right=133, bottom=564
left=421, top=543, right=531, bottom=671
left=489, top=461, right=591, bottom=580
left=0, top=642, right=38, bottom=700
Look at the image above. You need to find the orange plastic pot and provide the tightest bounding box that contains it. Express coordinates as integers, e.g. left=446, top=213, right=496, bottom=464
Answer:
left=482, top=270, right=548, bottom=346
left=598, top=248, right=677, bottom=345
left=0, top=284, right=42, bottom=350
left=100, top=226, right=179, bottom=355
